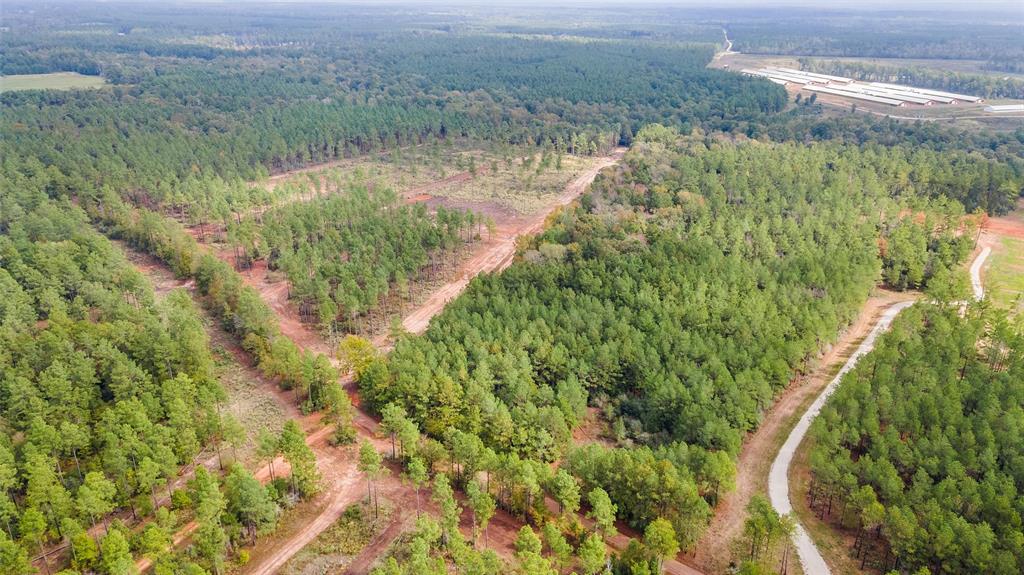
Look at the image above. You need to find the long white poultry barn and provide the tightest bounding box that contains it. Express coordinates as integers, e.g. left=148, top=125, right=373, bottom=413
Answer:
left=868, top=82, right=983, bottom=103
left=841, top=85, right=936, bottom=105
left=804, top=84, right=906, bottom=106
left=984, top=104, right=1024, bottom=113
left=766, top=67, right=853, bottom=84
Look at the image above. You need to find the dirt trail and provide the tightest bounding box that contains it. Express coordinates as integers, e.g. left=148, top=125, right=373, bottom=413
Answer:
left=774, top=201, right=1024, bottom=572
left=691, top=289, right=916, bottom=573
left=401, top=149, right=624, bottom=335
left=691, top=205, right=1024, bottom=572
left=235, top=151, right=625, bottom=574
left=771, top=299, right=917, bottom=575
left=129, top=148, right=639, bottom=575
left=344, top=509, right=412, bottom=575
left=113, top=243, right=331, bottom=574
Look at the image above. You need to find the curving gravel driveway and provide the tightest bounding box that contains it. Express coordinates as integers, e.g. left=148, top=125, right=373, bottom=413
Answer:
left=769, top=243, right=991, bottom=574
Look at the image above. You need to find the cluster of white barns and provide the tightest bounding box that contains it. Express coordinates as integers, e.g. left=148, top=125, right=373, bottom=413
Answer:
left=741, top=66, right=984, bottom=107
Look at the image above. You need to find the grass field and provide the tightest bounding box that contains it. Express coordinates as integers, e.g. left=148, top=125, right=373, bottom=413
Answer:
left=262, top=146, right=599, bottom=215
left=0, top=72, right=108, bottom=92
left=426, top=152, right=598, bottom=213
left=986, top=236, right=1024, bottom=316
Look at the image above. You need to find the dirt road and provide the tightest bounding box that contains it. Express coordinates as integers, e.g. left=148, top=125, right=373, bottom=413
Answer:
left=238, top=150, right=624, bottom=573
left=769, top=299, right=916, bottom=575
left=690, top=289, right=915, bottom=573
left=971, top=244, right=992, bottom=301
left=772, top=207, right=1024, bottom=574
left=401, top=149, right=624, bottom=334
left=771, top=235, right=999, bottom=575
left=113, top=243, right=329, bottom=574
left=136, top=147, right=697, bottom=575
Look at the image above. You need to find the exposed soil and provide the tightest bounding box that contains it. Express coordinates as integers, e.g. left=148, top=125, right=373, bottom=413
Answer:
left=113, top=148, right=709, bottom=575
left=400, top=149, right=624, bottom=335
left=983, top=199, right=1024, bottom=240
left=107, top=243, right=321, bottom=574
left=571, top=407, right=615, bottom=449
left=235, top=150, right=626, bottom=574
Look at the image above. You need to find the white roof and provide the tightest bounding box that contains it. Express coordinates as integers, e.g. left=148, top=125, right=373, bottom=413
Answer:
left=767, top=67, right=853, bottom=83
left=868, top=82, right=982, bottom=102
left=757, top=73, right=809, bottom=84
left=843, top=85, right=936, bottom=105
left=756, top=70, right=817, bottom=85
left=984, top=104, right=1024, bottom=113
left=804, top=84, right=905, bottom=106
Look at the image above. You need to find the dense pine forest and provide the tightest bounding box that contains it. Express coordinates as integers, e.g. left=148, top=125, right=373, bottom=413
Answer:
left=0, top=187, right=325, bottom=575
left=360, top=129, right=1010, bottom=550
left=808, top=304, right=1024, bottom=574
left=242, top=187, right=480, bottom=334
left=2, top=2, right=1024, bottom=575
left=727, top=12, right=1024, bottom=64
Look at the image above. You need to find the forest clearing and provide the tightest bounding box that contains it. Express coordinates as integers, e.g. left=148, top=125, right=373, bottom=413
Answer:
left=0, top=72, right=107, bottom=92
left=233, top=148, right=628, bottom=574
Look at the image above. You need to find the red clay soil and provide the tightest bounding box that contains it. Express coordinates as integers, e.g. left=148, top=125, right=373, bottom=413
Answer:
left=238, top=150, right=626, bottom=574
left=690, top=288, right=918, bottom=574
left=401, top=168, right=480, bottom=198
left=982, top=199, right=1024, bottom=239
left=107, top=242, right=323, bottom=574
left=129, top=149, right=650, bottom=575
left=258, top=154, right=485, bottom=217
left=400, top=149, right=624, bottom=335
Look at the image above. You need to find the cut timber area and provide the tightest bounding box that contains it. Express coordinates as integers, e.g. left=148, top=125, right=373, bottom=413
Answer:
left=234, top=149, right=626, bottom=573
left=400, top=149, right=625, bottom=336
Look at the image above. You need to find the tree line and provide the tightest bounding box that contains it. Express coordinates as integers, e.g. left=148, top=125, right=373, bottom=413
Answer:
left=0, top=185, right=322, bottom=574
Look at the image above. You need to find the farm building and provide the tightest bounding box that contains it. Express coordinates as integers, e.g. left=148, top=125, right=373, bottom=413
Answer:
left=868, top=82, right=983, bottom=103
left=841, top=85, right=935, bottom=105
left=742, top=66, right=983, bottom=107
left=766, top=67, right=853, bottom=84
left=804, top=84, right=905, bottom=106
left=984, top=104, right=1024, bottom=113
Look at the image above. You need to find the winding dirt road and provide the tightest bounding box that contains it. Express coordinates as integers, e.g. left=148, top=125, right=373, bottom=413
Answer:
left=768, top=299, right=915, bottom=575
left=771, top=242, right=993, bottom=575
left=690, top=289, right=914, bottom=573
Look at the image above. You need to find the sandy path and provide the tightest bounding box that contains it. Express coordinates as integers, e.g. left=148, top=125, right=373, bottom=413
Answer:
left=401, top=149, right=624, bottom=334
left=772, top=205, right=1024, bottom=575
left=113, top=243, right=329, bottom=574
left=769, top=299, right=916, bottom=575
left=237, top=151, right=624, bottom=573
left=773, top=238, right=997, bottom=574
left=690, top=289, right=914, bottom=573
left=971, top=244, right=993, bottom=301
left=243, top=449, right=360, bottom=575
